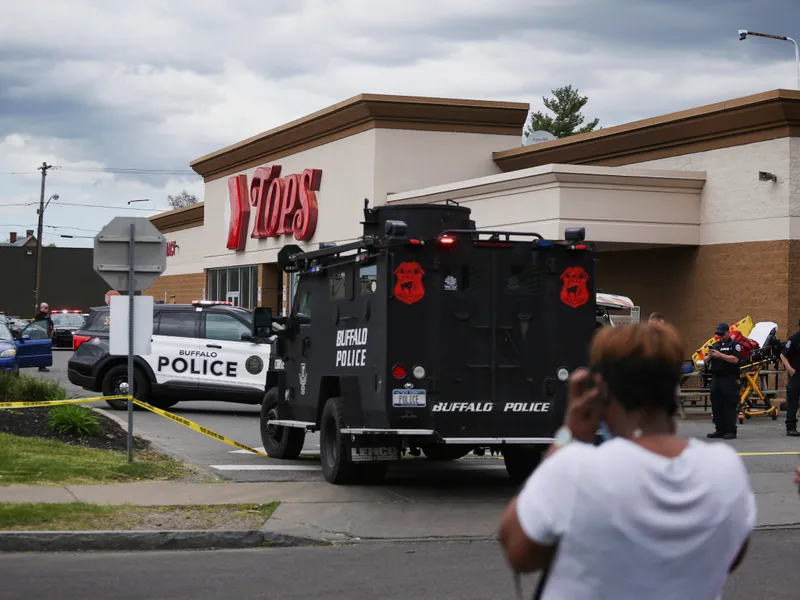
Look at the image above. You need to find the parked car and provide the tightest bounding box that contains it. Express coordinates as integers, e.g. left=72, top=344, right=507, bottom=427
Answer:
left=50, top=310, right=87, bottom=349
left=0, top=320, right=53, bottom=373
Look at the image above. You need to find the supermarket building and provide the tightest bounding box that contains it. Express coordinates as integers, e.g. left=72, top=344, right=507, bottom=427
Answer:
left=146, top=89, right=800, bottom=350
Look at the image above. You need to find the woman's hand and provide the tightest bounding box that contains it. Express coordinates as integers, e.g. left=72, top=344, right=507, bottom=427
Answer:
left=565, top=368, right=605, bottom=443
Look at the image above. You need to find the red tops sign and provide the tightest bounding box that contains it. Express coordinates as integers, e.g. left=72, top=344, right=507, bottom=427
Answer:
left=227, top=165, right=322, bottom=252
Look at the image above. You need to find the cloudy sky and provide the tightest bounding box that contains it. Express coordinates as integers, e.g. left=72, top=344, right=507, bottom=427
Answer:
left=1, top=0, right=798, bottom=247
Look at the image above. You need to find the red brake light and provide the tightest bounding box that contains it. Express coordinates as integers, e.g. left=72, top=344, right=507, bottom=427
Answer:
left=573, top=244, right=586, bottom=250
left=438, top=235, right=455, bottom=246
left=392, top=364, right=407, bottom=379
left=73, top=334, right=92, bottom=351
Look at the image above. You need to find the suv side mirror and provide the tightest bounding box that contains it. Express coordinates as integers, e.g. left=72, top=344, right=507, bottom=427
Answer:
left=252, top=306, right=273, bottom=338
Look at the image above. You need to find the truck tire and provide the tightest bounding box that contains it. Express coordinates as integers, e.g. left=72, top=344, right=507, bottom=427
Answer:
left=260, top=387, right=305, bottom=459
left=503, top=447, right=543, bottom=484
left=101, top=364, right=149, bottom=411
left=420, top=445, right=473, bottom=461
left=320, top=397, right=387, bottom=485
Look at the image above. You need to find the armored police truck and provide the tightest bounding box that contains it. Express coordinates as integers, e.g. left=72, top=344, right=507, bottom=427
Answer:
left=253, top=202, right=596, bottom=484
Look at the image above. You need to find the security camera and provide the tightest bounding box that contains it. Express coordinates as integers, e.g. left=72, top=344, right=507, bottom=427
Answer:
left=759, top=171, right=777, bottom=182
left=738, top=29, right=748, bottom=41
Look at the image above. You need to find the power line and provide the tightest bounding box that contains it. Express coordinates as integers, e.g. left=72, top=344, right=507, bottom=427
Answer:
left=0, top=201, right=157, bottom=211
left=1, top=223, right=100, bottom=233
left=53, top=166, right=197, bottom=176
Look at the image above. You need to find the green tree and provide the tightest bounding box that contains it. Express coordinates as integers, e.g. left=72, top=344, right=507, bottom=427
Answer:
left=46, top=243, right=56, bottom=248
left=525, top=85, right=600, bottom=139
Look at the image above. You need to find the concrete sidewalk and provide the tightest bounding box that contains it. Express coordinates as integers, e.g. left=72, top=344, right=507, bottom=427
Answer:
left=2, top=477, right=799, bottom=542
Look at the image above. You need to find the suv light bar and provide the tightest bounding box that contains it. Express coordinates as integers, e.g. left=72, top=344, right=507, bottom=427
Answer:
left=191, top=300, right=234, bottom=307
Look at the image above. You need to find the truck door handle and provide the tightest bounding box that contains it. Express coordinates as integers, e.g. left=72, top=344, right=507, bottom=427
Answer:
left=206, top=344, right=222, bottom=349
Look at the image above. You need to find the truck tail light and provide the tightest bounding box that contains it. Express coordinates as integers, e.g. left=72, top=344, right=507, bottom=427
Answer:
left=73, top=334, right=92, bottom=351
left=438, top=235, right=455, bottom=246
left=392, top=364, right=407, bottom=379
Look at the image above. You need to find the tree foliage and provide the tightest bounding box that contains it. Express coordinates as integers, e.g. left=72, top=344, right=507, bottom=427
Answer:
left=167, top=190, right=199, bottom=210
left=525, top=85, right=600, bottom=139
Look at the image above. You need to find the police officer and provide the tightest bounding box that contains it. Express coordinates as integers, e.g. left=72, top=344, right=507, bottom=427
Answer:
left=780, top=322, right=800, bottom=437
left=706, top=323, right=742, bottom=440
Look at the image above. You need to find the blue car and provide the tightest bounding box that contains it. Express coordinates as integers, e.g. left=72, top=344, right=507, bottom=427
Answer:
left=0, top=320, right=53, bottom=373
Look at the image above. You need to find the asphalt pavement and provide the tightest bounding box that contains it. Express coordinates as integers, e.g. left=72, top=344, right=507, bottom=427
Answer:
left=1, top=530, right=797, bottom=600
left=36, top=350, right=800, bottom=492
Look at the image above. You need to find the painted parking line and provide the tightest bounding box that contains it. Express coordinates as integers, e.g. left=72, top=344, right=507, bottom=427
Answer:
left=210, top=464, right=323, bottom=472
left=738, top=451, right=800, bottom=457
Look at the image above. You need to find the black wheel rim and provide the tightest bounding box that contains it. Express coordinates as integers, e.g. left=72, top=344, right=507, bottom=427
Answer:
left=265, top=407, right=283, bottom=443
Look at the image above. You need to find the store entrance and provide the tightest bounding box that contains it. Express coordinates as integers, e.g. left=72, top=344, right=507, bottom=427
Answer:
left=226, top=291, right=240, bottom=306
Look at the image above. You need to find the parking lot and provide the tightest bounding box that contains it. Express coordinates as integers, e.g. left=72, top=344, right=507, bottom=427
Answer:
left=38, top=349, right=800, bottom=499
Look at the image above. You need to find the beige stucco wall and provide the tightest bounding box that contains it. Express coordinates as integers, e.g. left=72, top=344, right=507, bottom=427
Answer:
left=199, top=127, right=525, bottom=269
left=629, top=137, right=799, bottom=244
left=386, top=164, right=705, bottom=246
left=161, top=226, right=209, bottom=276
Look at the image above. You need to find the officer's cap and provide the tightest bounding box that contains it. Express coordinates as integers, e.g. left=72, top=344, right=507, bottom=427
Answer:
left=715, top=322, right=730, bottom=335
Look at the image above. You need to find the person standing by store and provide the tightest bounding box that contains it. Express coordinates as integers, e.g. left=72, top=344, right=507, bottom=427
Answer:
left=779, top=323, right=800, bottom=437
left=707, top=323, right=742, bottom=440
left=32, top=302, right=54, bottom=372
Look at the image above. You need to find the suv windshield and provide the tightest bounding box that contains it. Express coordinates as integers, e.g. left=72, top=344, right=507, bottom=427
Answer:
left=0, top=324, right=12, bottom=341
left=51, top=313, right=85, bottom=327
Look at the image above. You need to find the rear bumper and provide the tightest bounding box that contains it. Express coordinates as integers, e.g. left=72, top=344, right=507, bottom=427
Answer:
left=67, top=368, right=99, bottom=391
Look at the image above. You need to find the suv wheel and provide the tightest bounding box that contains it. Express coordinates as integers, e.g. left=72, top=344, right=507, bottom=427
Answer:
left=260, top=387, right=305, bottom=459
left=101, top=365, right=149, bottom=411
left=320, top=397, right=387, bottom=485
left=503, top=446, right=543, bottom=484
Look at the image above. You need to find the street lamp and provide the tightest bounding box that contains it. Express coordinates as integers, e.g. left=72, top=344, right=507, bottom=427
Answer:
left=33, top=193, right=59, bottom=314
left=738, top=29, right=800, bottom=89
left=127, top=198, right=150, bottom=205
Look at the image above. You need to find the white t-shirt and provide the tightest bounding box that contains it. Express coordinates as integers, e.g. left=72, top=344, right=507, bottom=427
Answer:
left=516, top=437, right=756, bottom=600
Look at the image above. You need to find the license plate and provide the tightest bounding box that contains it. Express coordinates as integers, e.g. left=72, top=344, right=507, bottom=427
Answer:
left=392, top=389, right=427, bottom=408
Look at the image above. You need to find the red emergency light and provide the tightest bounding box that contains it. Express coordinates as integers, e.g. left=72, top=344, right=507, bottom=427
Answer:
left=438, top=235, right=455, bottom=246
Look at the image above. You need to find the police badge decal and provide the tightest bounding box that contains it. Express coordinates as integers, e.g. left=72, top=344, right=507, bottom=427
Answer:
left=245, top=355, right=264, bottom=375
left=559, top=266, right=590, bottom=309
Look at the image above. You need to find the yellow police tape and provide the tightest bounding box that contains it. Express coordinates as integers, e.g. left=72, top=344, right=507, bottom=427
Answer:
left=0, top=394, right=269, bottom=457
left=2, top=395, right=798, bottom=461
left=131, top=399, right=269, bottom=457
left=0, top=395, right=128, bottom=409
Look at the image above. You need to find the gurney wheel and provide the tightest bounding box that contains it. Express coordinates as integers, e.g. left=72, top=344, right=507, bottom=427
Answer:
left=771, top=411, right=778, bottom=421
left=744, top=413, right=751, bottom=420
left=738, top=415, right=744, bottom=424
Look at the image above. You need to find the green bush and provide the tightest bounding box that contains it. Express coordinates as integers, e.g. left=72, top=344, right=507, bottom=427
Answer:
left=0, top=372, right=17, bottom=402
left=47, top=405, right=103, bottom=437
left=10, top=375, right=67, bottom=403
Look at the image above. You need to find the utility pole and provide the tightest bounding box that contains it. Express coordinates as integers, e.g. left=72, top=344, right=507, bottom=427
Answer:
left=33, top=162, right=52, bottom=315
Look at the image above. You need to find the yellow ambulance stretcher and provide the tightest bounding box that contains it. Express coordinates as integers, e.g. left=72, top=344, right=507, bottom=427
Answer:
left=686, top=317, right=783, bottom=422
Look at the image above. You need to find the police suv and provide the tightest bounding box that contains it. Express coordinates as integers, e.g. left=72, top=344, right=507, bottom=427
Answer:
left=68, top=302, right=277, bottom=410
left=251, top=201, right=596, bottom=485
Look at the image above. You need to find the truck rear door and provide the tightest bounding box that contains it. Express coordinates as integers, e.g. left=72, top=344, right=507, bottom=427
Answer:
left=388, top=235, right=595, bottom=441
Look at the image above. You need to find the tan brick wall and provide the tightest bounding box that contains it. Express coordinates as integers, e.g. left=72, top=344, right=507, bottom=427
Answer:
left=144, top=272, right=205, bottom=305
left=259, top=264, right=280, bottom=311
left=597, top=241, right=792, bottom=353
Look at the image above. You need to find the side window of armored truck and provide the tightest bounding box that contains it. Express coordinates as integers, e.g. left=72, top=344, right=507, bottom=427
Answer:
left=156, top=311, right=200, bottom=338
left=294, top=289, right=312, bottom=323
left=329, top=271, right=347, bottom=301
left=358, top=264, right=377, bottom=295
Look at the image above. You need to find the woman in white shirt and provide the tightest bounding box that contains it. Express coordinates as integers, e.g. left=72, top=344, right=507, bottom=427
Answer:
left=499, top=323, right=756, bottom=600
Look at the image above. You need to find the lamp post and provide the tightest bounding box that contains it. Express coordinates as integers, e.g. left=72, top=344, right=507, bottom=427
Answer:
left=739, top=29, right=800, bottom=89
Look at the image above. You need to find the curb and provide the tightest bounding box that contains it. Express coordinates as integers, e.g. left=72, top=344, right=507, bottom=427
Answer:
left=0, top=530, right=329, bottom=553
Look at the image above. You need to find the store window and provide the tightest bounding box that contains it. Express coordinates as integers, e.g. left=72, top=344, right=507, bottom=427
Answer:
left=206, top=266, right=259, bottom=309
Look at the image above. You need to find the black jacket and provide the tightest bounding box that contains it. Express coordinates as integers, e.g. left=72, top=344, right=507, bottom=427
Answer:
left=34, top=311, right=54, bottom=334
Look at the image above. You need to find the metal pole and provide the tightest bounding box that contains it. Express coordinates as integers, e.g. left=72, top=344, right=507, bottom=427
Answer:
left=127, top=222, right=135, bottom=463
left=33, top=162, right=50, bottom=314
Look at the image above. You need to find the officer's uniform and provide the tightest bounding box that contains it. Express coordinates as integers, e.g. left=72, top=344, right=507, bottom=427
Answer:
left=707, top=324, right=742, bottom=439
left=781, top=329, right=800, bottom=436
